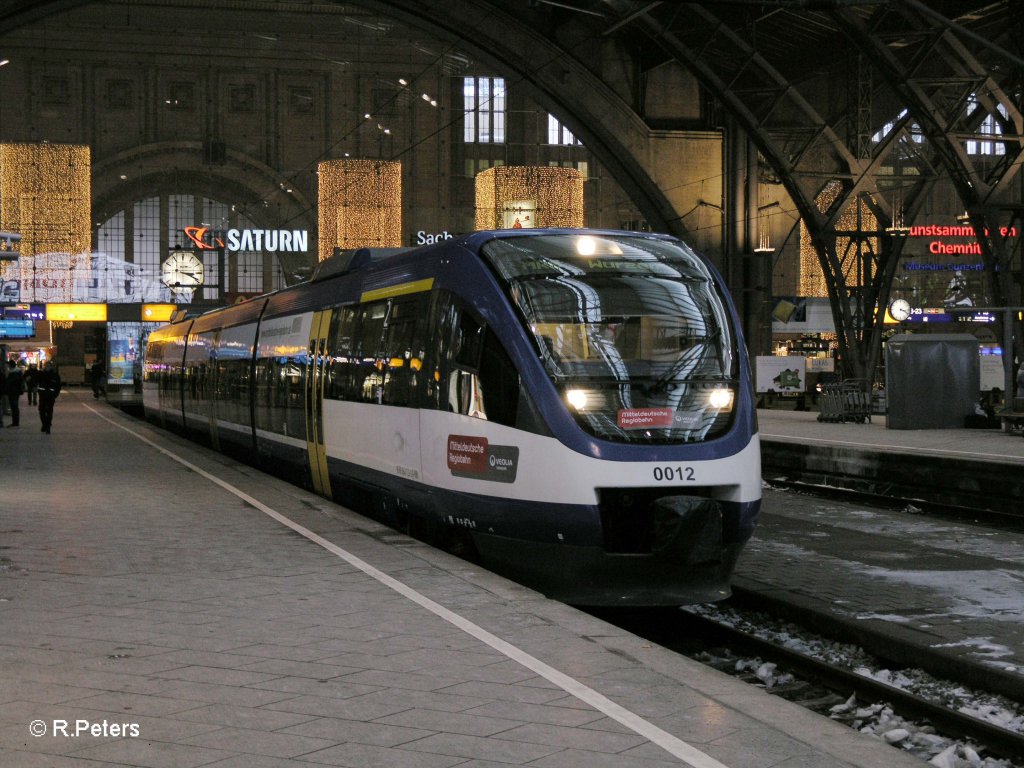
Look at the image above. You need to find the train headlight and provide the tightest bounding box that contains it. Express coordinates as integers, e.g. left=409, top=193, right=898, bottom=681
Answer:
left=566, top=388, right=588, bottom=410
left=708, top=388, right=734, bottom=410
left=576, top=236, right=597, bottom=256
left=574, top=236, right=622, bottom=256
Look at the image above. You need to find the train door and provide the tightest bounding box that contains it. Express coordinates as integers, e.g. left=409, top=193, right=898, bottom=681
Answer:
left=305, top=309, right=333, bottom=496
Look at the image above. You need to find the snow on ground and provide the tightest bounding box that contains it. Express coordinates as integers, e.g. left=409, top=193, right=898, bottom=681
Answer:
left=854, top=568, right=1024, bottom=624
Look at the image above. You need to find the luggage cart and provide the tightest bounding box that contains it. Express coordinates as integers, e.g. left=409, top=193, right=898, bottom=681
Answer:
left=817, top=381, right=845, bottom=422
left=817, top=378, right=871, bottom=423
left=1000, top=396, right=1024, bottom=436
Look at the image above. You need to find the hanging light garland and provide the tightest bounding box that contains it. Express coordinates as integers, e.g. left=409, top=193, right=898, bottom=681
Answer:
left=0, top=143, right=91, bottom=300
left=317, top=159, right=402, bottom=261
left=798, top=180, right=878, bottom=297
left=474, top=166, right=584, bottom=231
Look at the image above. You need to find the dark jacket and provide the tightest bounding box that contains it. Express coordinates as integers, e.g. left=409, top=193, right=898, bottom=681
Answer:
left=4, top=366, right=24, bottom=397
left=37, top=368, right=61, bottom=399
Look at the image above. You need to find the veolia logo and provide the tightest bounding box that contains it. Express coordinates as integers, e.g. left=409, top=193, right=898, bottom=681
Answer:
left=183, top=226, right=309, bottom=252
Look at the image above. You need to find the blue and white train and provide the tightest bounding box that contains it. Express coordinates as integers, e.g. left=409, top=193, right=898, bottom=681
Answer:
left=143, top=229, right=761, bottom=605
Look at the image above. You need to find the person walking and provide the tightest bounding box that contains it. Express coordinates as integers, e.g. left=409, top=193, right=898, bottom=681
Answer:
left=37, top=361, right=61, bottom=434
left=5, top=360, right=25, bottom=427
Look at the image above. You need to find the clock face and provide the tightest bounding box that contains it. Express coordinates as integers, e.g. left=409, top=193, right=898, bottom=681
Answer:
left=890, top=298, right=911, bottom=322
left=162, top=251, right=204, bottom=293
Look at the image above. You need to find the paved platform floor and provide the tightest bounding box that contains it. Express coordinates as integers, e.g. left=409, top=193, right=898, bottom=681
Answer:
left=0, top=392, right=921, bottom=768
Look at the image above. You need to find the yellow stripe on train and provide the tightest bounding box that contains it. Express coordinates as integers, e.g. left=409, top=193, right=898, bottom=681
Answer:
left=360, top=278, right=434, bottom=304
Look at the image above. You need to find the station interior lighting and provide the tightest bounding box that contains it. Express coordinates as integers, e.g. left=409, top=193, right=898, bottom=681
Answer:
left=798, top=180, right=877, bottom=297
left=142, top=304, right=177, bottom=322
left=317, top=159, right=402, bottom=261
left=474, top=166, right=584, bottom=231
left=0, top=143, right=91, bottom=256
left=47, top=303, right=107, bottom=322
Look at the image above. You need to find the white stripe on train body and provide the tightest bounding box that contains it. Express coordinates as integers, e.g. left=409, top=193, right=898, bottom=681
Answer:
left=320, top=400, right=760, bottom=506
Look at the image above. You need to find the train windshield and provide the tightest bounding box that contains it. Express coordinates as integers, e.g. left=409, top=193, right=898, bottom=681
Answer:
left=482, top=233, right=738, bottom=443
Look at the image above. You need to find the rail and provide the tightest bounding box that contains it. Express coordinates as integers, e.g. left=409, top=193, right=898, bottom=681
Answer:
left=682, top=605, right=1024, bottom=762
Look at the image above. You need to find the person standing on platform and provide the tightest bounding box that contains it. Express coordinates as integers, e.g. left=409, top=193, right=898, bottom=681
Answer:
left=25, top=363, right=39, bottom=405
left=90, top=358, right=105, bottom=399
left=0, top=361, right=6, bottom=427
left=37, top=361, right=61, bottom=434
left=5, top=360, right=25, bottom=427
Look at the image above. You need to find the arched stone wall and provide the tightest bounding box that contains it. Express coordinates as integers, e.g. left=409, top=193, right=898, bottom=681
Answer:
left=2, top=0, right=699, bottom=244
left=91, top=142, right=317, bottom=281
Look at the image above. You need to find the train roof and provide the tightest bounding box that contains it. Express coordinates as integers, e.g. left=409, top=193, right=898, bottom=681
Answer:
left=151, top=228, right=688, bottom=333
left=310, top=228, right=682, bottom=284
left=310, top=246, right=420, bottom=283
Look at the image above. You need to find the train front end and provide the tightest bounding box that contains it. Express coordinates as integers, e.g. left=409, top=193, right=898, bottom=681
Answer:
left=471, top=231, right=761, bottom=606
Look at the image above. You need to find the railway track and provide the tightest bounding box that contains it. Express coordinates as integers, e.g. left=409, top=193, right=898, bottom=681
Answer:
left=762, top=475, right=1024, bottom=529
left=589, top=604, right=1024, bottom=766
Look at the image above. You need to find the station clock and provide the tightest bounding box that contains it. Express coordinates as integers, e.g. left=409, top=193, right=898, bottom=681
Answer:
left=161, top=250, right=205, bottom=294
left=889, top=298, right=912, bottom=322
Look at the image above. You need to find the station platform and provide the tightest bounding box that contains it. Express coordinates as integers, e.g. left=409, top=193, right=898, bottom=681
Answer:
left=758, top=407, right=1024, bottom=517
left=748, top=409, right=1024, bottom=702
left=0, top=395, right=1019, bottom=768
left=758, top=407, right=1024, bottom=467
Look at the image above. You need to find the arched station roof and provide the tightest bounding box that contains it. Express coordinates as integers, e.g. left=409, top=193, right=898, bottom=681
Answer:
left=2, top=0, right=1021, bottom=376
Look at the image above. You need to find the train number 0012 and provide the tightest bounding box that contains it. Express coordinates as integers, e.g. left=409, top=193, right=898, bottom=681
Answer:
left=652, top=465, right=696, bottom=482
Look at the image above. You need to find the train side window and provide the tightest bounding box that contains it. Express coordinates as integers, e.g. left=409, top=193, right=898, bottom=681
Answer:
left=423, top=293, right=458, bottom=411
left=425, top=291, right=519, bottom=427
left=454, top=311, right=484, bottom=370
left=253, top=352, right=304, bottom=438
left=479, top=327, right=518, bottom=426
left=185, top=332, right=216, bottom=417
left=350, top=301, right=388, bottom=402
left=379, top=293, right=428, bottom=407
left=326, top=306, right=357, bottom=401
left=327, top=296, right=429, bottom=406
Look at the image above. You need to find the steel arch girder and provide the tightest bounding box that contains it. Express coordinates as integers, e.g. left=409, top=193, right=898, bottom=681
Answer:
left=832, top=5, right=1022, bottom=210
left=832, top=4, right=1023, bottom=307
left=618, top=6, right=870, bottom=330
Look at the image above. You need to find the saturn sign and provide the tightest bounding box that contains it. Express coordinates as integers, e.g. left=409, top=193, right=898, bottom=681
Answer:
left=183, top=226, right=309, bottom=253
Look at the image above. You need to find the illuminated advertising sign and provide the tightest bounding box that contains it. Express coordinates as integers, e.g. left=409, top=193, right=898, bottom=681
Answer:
left=141, top=304, right=177, bottom=322
left=897, top=220, right=1019, bottom=312
left=415, top=230, right=455, bottom=245
left=183, top=226, right=309, bottom=253
left=907, top=224, right=1018, bottom=254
